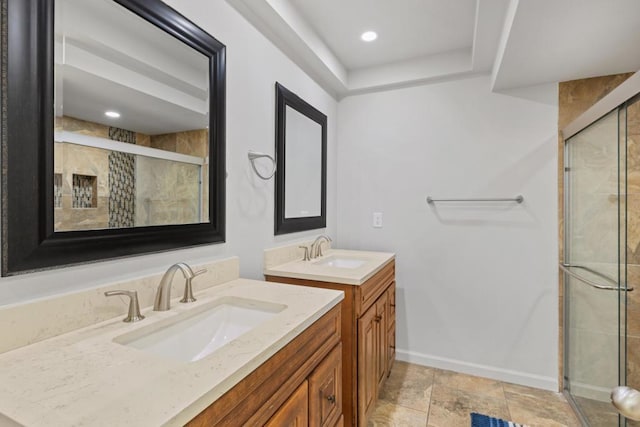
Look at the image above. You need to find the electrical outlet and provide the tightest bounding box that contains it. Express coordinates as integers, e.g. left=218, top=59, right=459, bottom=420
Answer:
left=373, top=212, right=383, bottom=228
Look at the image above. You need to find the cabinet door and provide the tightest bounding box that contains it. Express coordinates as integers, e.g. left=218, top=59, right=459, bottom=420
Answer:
left=309, top=344, right=342, bottom=427
left=386, top=283, right=396, bottom=375
left=265, top=380, right=309, bottom=427
left=375, top=292, right=388, bottom=391
left=387, top=325, right=396, bottom=375
left=357, top=304, right=377, bottom=427
left=386, top=282, right=396, bottom=326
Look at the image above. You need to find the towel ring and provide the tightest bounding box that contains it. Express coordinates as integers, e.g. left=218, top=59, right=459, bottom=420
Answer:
left=248, top=150, right=276, bottom=180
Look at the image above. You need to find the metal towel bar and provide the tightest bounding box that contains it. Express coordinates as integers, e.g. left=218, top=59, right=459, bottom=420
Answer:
left=426, top=195, right=524, bottom=204
left=559, top=263, right=634, bottom=292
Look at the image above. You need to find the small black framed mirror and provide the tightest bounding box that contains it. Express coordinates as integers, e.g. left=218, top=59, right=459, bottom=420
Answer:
left=2, top=0, right=226, bottom=275
left=274, top=83, right=327, bottom=235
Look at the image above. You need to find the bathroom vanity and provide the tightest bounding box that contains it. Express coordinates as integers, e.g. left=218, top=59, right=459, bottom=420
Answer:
left=0, top=261, right=344, bottom=426
left=188, top=303, right=343, bottom=426
left=264, top=249, right=396, bottom=427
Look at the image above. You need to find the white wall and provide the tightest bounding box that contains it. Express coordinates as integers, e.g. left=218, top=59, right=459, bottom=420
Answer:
left=0, top=0, right=337, bottom=306
left=337, top=75, right=559, bottom=389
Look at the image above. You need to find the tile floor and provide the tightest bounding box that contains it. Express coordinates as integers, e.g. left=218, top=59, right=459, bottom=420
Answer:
left=368, top=361, right=582, bottom=427
left=573, top=396, right=617, bottom=426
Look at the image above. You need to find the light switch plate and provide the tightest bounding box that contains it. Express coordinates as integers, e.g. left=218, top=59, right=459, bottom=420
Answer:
left=373, top=212, right=383, bottom=228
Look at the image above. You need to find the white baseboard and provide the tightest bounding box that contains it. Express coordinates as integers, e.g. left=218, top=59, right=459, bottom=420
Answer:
left=396, top=349, right=558, bottom=392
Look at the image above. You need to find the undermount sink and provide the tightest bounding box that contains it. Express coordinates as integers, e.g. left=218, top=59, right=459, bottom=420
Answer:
left=313, top=255, right=366, bottom=269
left=115, top=297, right=286, bottom=362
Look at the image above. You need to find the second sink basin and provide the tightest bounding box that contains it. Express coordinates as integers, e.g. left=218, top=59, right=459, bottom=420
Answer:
left=313, top=255, right=366, bottom=269
left=115, top=297, right=286, bottom=363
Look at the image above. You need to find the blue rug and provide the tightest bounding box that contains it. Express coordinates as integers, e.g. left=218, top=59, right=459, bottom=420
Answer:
left=471, top=413, right=526, bottom=427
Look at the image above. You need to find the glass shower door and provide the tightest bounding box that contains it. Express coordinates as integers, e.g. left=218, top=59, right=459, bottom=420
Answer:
left=564, top=107, right=626, bottom=426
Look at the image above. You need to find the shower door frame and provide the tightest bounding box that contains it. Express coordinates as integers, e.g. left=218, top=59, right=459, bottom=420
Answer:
left=562, top=106, right=624, bottom=426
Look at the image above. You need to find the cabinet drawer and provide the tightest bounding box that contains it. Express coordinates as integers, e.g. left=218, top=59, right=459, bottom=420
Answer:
left=309, top=343, right=342, bottom=427
left=265, top=380, right=309, bottom=427
left=357, top=261, right=395, bottom=316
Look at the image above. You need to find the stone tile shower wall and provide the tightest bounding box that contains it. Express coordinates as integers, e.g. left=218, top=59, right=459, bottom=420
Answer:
left=108, top=128, right=137, bottom=228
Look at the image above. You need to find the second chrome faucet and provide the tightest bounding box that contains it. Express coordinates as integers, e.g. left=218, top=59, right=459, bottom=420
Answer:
left=154, top=262, right=207, bottom=311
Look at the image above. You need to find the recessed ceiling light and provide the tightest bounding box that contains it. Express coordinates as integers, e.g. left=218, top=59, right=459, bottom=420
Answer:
left=361, top=31, right=377, bottom=42
left=105, top=111, right=120, bottom=118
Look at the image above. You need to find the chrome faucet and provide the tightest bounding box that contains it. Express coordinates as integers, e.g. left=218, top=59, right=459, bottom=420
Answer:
left=310, top=235, right=332, bottom=259
left=153, top=263, right=206, bottom=311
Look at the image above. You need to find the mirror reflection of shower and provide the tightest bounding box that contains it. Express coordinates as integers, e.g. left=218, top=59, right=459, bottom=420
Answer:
left=53, top=0, right=210, bottom=232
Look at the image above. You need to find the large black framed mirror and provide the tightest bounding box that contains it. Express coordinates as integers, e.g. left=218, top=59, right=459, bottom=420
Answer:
left=274, top=83, right=327, bottom=235
left=2, top=0, right=226, bottom=275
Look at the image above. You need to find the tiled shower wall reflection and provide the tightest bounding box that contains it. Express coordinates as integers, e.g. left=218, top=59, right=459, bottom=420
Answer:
left=108, top=128, right=137, bottom=228
left=53, top=142, right=110, bottom=230
left=53, top=116, right=208, bottom=231
left=54, top=174, right=62, bottom=208
left=72, top=174, right=97, bottom=208
left=135, top=157, right=201, bottom=227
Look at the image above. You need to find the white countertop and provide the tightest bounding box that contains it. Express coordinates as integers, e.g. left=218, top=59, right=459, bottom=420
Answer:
left=263, top=249, right=395, bottom=285
left=0, top=279, right=343, bottom=427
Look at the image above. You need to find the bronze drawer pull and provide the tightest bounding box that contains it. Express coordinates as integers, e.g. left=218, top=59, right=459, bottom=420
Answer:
left=374, top=315, right=382, bottom=322
left=390, top=345, right=396, bottom=349
left=326, top=395, right=336, bottom=403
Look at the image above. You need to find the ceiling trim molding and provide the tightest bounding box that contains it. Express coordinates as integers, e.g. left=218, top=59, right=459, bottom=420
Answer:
left=226, top=0, right=509, bottom=98
left=227, top=0, right=640, bottom=98
left=472, top=0, right=510, bottom=73
left=490, top=0, right=519, bottom=91
left=226, top=0, right=346, bottom=98
left=348, top=48, right=474, bottom=94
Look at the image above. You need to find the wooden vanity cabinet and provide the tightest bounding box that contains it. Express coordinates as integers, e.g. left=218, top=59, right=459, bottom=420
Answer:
left=266, top=260, right=396, bottom=427
left=187, top=305, right=343, bottom=427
